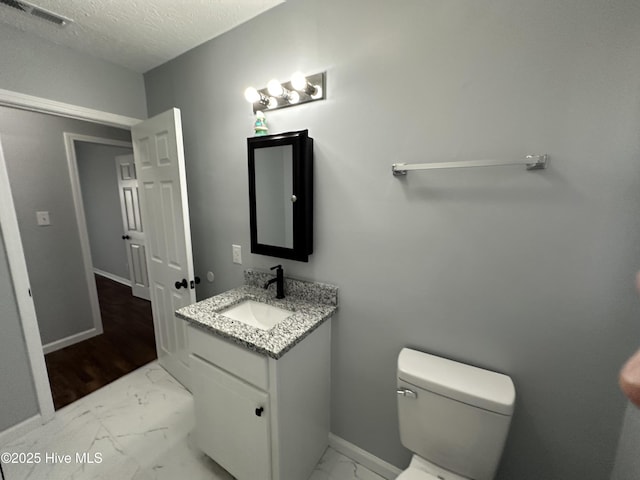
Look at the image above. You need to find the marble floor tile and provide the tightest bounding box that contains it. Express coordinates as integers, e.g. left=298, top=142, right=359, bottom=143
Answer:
left=1, top=361, right=390, bottom=480
left=135, top=434, right=234, bottom=480
left=310, top=447, right=388, bottom=480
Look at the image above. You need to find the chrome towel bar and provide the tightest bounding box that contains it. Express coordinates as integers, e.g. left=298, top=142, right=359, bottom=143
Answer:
left=392, top=154, right=548, bottom=176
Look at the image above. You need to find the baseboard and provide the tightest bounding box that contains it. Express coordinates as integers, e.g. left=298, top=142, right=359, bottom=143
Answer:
left=0, top=414, right=44, bottom=448
left=42, top=327, right=101, bottom=354
left=329, top=433, right=402, bottom=479
left=93, top=268, right=131, bottom=286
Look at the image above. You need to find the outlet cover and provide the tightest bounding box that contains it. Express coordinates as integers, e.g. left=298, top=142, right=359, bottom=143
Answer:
left=232, top=244, right=242, bottom=264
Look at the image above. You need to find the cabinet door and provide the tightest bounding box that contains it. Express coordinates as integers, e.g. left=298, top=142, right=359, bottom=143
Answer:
left=191, top=354, right=271, bottom=480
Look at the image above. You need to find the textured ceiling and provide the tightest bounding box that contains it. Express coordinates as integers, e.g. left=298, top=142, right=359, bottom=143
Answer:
left=0, top=0, right=283, bottom=73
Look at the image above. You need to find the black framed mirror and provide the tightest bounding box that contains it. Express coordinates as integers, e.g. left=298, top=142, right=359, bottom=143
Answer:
left=248, top=130, right=313, bottom=262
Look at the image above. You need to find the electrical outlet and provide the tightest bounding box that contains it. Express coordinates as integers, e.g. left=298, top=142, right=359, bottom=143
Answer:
left=36, top=211, right=51, bottom=226
left=232, top=245, right=242, bottom=264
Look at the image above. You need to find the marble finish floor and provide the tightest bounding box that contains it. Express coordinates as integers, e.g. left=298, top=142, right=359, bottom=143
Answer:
left=1, top=362, right=387, bottom=480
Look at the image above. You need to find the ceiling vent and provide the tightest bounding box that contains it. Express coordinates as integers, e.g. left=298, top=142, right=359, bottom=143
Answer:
left=0, top=0, right=73, bottom=27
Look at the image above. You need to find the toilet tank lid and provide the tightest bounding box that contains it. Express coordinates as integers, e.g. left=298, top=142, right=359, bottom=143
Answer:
left=398, top=348, right=515, bottom=415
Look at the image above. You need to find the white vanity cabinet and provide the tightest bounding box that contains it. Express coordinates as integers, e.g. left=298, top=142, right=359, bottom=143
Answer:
left=187, top=319, right=331, bottom=480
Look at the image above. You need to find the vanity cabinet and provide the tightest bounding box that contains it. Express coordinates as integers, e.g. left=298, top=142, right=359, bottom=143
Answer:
left=188, top=320, right=331, bottom=480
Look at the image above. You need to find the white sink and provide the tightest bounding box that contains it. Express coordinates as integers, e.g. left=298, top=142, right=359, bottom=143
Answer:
left=220, top=300, right=293, bottom=331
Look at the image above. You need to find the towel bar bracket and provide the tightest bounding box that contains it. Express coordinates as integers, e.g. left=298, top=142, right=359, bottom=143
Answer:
left=524, top=154, right=548, bottom=170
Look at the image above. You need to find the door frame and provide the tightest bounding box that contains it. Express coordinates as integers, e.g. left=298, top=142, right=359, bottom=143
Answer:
left=0, top=88, right=140, bottom=128
left=0, top=87, right=142, bottom=436
left=0, top=138, right=55, bottom=443
left=59, top=133, right=134, bottom=354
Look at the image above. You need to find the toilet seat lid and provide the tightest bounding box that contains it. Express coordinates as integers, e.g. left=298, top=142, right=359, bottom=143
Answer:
left=397, top=468, right=438, bottom=480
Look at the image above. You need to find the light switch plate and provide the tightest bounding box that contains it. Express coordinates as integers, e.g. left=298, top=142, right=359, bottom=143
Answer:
left=36, top=211, right=51, bottom=226
left=232, top=244, right=242, bottom=264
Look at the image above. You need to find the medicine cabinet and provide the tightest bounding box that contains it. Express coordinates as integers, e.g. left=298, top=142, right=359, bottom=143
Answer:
left=247, top=130, right=313, bottom=262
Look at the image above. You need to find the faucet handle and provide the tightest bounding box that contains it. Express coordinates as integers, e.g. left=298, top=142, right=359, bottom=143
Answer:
left=270, top=264, right=282, bottom=271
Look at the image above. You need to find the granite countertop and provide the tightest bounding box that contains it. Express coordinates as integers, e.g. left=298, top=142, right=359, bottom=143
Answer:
left=176, top=270, right=338, bottom=359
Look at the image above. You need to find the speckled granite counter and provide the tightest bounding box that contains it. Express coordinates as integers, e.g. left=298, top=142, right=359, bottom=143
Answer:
left=176, top=270, right=338, bottom=359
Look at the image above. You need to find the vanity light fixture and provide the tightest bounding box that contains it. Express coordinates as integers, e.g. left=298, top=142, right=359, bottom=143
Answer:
left=244, top=71, right=326, bottom=112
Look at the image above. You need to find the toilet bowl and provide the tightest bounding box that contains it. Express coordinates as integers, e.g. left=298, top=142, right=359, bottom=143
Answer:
left=397, top=348, right=515, bottom=480
left=397, top=468, right=436, bottom=480
left=396, top=455, right=469, bottom=480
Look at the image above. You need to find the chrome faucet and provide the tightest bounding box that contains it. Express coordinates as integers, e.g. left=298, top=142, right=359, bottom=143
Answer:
left=263, top=264, right=285, bottom=299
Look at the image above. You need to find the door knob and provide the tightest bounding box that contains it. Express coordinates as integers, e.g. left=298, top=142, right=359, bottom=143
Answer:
left=255, top=406, right=264, bottom=417
left=175, top=279, right=188, bottom=289
left=122, top=235, right=131, bottom=240
left=190, top=277, right=201, bottom=289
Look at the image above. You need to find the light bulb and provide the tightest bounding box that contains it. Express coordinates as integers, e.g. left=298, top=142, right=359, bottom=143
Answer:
left=244, top=87, right=260, bottom=104
left=268, top=97, right=279, bottom=109
left=310, top=85, right=322, bottom=99
left=291, top=71, right=307, bottom=91
left=267, top=79, right=284, bottom=97
left=288, top=91, right=300, bottom=104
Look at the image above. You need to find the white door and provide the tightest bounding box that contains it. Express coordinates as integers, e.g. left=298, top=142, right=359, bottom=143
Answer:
left=132, top=108, right=195, bottom=390
left=115, top=154, right=150, bottom=301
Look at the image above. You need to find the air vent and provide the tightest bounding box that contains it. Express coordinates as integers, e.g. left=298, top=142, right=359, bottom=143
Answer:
left=0, top=0, right=72, bottom=27
left=0, top=0, right=26, bottom=11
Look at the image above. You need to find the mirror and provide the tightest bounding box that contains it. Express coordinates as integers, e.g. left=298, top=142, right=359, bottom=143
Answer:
left=254, top=144, right=294, bottom=248
left=248, top=130, right=313, bottom=262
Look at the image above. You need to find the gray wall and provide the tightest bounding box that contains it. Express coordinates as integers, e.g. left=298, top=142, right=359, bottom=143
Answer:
left=144, top=1, right=640, bottom=479
left=611, top=404, right=640, bottom=479
left=76, top=142, right=133, bottom=280
left=0, top=107, right=131, bottom=346
left=0, top=228, right=39, bottom=431
left=0, top=24, right=146, bottom=119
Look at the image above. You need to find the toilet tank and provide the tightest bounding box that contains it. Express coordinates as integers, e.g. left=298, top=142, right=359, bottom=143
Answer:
left=397, top=348, right=515, bottom=480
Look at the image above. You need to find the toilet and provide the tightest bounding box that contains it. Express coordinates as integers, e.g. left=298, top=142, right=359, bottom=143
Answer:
left=396, top=348, right=515, bottom=480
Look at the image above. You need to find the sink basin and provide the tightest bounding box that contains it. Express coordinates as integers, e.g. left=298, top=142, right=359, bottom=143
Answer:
left=220, top=300, right=293, bottom=331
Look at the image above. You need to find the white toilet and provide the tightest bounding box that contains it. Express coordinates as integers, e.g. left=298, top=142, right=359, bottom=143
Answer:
left=396, top=348, right=516, bottom=480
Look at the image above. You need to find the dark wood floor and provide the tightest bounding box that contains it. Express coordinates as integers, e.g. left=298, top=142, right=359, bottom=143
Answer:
left=44, top=275, right=157, bottom=410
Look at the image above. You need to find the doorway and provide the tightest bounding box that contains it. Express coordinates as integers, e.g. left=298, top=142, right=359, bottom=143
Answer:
left=44, top=138, right=157, bottom=410
left=0, top=97, right=195, bottom=441
left=44, top=274, right=156, bottom=409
